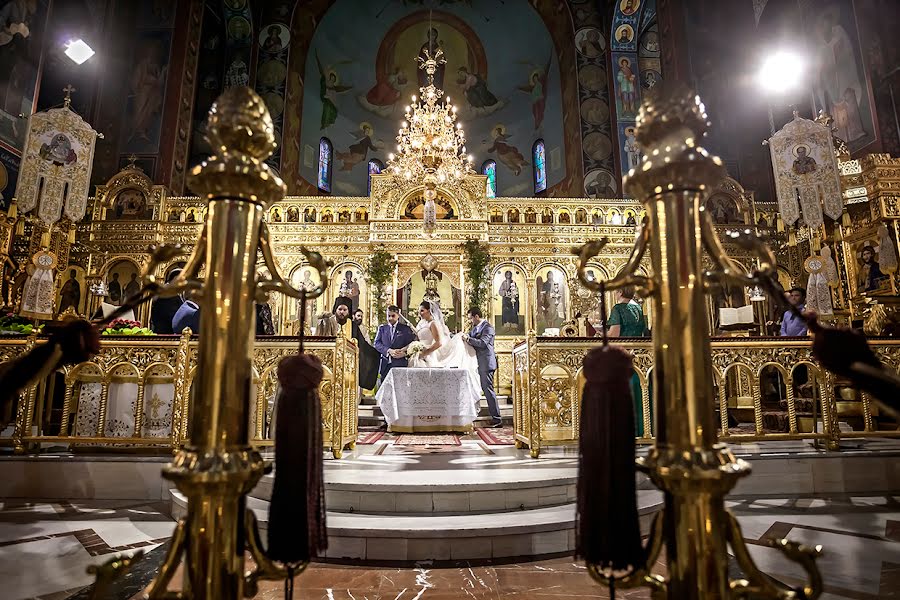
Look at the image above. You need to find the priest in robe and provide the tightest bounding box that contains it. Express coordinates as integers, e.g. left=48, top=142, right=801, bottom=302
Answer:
left=333, top=297, right=379, bottom=390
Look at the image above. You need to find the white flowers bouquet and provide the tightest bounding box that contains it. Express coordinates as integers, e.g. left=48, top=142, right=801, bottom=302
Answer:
left=406, top=341, right=426, bottom=357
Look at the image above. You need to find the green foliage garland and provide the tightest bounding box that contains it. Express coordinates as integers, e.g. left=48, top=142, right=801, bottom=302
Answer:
left=365, top=244, right=396, bottom=318
left=463, top=239, right=491, bottom=313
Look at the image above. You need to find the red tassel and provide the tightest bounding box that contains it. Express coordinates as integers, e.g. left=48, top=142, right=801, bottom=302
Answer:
left=267, top=353, right=327, bottom=563
left=575, top=344, right=645, bottom=571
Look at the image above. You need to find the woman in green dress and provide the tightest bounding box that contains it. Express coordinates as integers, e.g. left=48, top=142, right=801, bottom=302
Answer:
left=606, top=287, right=651, bottom=436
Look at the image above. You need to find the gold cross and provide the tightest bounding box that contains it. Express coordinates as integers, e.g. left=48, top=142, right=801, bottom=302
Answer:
left=63, top=84, right=76, bottom=108
left=147, top=392, right=164, bottom=419
left=127, top=154, right=138, bottom=166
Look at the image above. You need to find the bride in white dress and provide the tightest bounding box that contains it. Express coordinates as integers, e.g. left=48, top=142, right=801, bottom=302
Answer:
left=408, top=300, right=479, bottom=372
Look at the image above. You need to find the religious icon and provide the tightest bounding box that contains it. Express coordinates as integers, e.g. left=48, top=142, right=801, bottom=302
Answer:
left=856, top=242, right=888, bottom=293
left=271, top=207, right=282, bottom=222
left=417, top=27, right=445, bottom=89
left=337, top=268, right=362, bottom=312
left=535, top=267, right=567, bottom=333
left=623, top=125, right=640, bottom=169
left=584, top=168, right=616, bottom=198
left=58, top=269, right=81, bottom=314
left=112, top=189, right=151, bottom=220
left=287, top=206, right=299, bottom=222
left=493, top=268, right=524, bottom=335
left=456, top=66, right=501, bottom=115
left=360, top=66, right=408, bottom=117
left=294, top=267, right=320, bottom=325
left=616, top=57, right=638, bottom=115
left=260, top=24, right=289, bottom=53
left=39, top=133, right=77, bottom=166
left=575, top=28, right=605, bottom=58
left=123, top=272, right=140, bottom=302
left=620, top=0, right=641, bottom=15
left=541, top=208, right=553, bottom=224
left=336, top=122, right=383, bottom=171
left=791, top=144, right=818, bottom=175
left=615, top=24, right=635, bottom=45
left=705, top=195, right=740, bottom=225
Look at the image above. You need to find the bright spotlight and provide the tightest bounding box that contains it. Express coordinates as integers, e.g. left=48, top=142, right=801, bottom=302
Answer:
left=64, top=39, right=95, bottom=65
left=757, top=50, right=804, bottom=94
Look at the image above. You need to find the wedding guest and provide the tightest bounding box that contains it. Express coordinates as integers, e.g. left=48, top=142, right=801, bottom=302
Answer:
left=780, top=287, right=808, bottom=336
left=373, top=305, right=416, bottom=379
left=149, top=269, right=184, bottom=334
left=463, top=307, right=502, bottom=428
left=607, top=287, right=650, bottom=435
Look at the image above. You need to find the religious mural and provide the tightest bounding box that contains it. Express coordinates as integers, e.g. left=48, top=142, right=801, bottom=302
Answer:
left=120, top=2, right=177, bottom=160
left=610, top=0, right=661, bottom=188
left=0, top=0, right=50, bottom=153
left=804, top=0, right=876, bottom=153
left=297, top=1, right=566, bottom=197
left=105, top=259, right=140, bottom=307
left=56, top=266, right=85, bottom=316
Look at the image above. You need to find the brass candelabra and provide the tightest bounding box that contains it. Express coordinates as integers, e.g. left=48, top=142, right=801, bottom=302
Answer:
left=107, top=87, right=334, bottom=600
left=573, top=83, right=823, bottom=599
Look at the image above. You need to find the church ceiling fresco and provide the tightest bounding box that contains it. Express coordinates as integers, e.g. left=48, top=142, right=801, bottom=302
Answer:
left=281, top=0, right=583, bottom=197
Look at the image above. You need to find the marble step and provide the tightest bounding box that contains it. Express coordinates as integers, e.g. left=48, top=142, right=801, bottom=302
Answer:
left=170, top=490, right=663, bottom=561
left=252, top=469, right=578, bottom=515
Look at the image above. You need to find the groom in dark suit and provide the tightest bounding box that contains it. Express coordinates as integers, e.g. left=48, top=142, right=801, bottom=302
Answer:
left=463, top=306, right=502, bottom=427
left=373, top=305, right=417, bottom=379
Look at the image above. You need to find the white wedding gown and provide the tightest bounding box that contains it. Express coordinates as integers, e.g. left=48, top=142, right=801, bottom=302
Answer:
left=408, top=319, right=479, bottom=371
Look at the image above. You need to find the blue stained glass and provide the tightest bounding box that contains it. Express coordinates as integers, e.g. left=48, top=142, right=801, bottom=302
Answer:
left=367, top=159, right=384, bottom=195
left=318, top=138, right=333, bottom=193
left=533, top=140, right=546, bottom=194
left=481, top=160, right=497, bottom=198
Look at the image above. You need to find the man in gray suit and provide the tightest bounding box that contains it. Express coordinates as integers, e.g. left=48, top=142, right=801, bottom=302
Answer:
left=463, top=306, right=502, bottom=427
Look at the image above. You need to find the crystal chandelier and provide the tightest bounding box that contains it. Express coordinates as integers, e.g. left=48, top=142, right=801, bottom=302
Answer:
left=387, top=43, right=473, bottom=234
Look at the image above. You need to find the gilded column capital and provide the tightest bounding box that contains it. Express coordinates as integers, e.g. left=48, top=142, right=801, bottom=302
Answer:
left=624, top=82, right=726, bottom=200
left=187, top=87, right=286, bottom=208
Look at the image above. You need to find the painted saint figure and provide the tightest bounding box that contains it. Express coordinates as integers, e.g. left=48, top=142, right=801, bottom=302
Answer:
left=497, top=270, right=520, bottom=331
left=617, top=57, right=637, bottom=115
left=456, top=67, right=500, bottom=111
left=58, top=269, right=80, bottom=314
left=338, top=269, right=361, bottom=312
left=858, top=245, right=886, bottom=293
left=792, top=145, right=818, bottom=175
left=417, top=28, right=445, bottom=89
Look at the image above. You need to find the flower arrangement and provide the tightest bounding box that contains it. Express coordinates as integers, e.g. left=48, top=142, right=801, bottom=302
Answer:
left=101, top=319, right=155, bottom=336
left=0, top=313, right=41, bottom=335
left=406, top=341, right=425, bottom=357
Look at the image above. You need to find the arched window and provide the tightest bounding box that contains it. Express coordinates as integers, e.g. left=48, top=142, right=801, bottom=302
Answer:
left=317, top=137, right=333, bottom=193
left=367, top=159, right=384, bottom=195
left=481, top=159, right=497, bottom=198
left=532, top=139, right=547, bottom=194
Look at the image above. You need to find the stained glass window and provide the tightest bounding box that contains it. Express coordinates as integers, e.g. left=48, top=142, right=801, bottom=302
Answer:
left=481, top=160, right=497, bottom=198
left=367, top=159, right=384, bottom=195
left=532, top=140, right=547, bottom=194
left=318, top=137, right=333, bottom=193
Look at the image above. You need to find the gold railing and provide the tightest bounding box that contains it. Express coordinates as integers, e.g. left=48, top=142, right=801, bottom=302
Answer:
left=1, top=333, right=358, bottom=458
left=512, top=335, right=900, bottom=457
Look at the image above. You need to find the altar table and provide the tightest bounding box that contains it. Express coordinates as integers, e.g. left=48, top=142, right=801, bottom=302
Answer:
left=376, top=367, right=481, bottom=433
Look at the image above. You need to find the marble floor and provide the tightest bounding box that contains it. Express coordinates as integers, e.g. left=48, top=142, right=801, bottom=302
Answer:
left=1, top=495, right=897, bottom=598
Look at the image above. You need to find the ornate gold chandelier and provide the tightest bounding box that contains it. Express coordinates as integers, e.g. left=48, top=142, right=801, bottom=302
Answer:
left=387, top=44, right=473, bottom=233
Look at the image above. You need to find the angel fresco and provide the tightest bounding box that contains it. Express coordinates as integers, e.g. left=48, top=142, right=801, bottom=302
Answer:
left=360, top=66, right=408, bottom=117
left=336, top=123, right=384, bottom=171
left=485, top=125, right=528, bottom=176
left=316, top=51, right=353, bottom=130
left=518, top=54, right=551, bottom=131
left=456, top=67, right=502, bottom=116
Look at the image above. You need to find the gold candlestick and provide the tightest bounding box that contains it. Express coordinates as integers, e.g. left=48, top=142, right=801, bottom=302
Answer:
left=574, top=83, right=823, bottom=599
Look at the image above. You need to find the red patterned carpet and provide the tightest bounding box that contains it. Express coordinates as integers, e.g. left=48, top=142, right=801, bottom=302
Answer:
left=357, top=429, right=386, bottom=445
left=475, top=426, right=516, bottom=445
